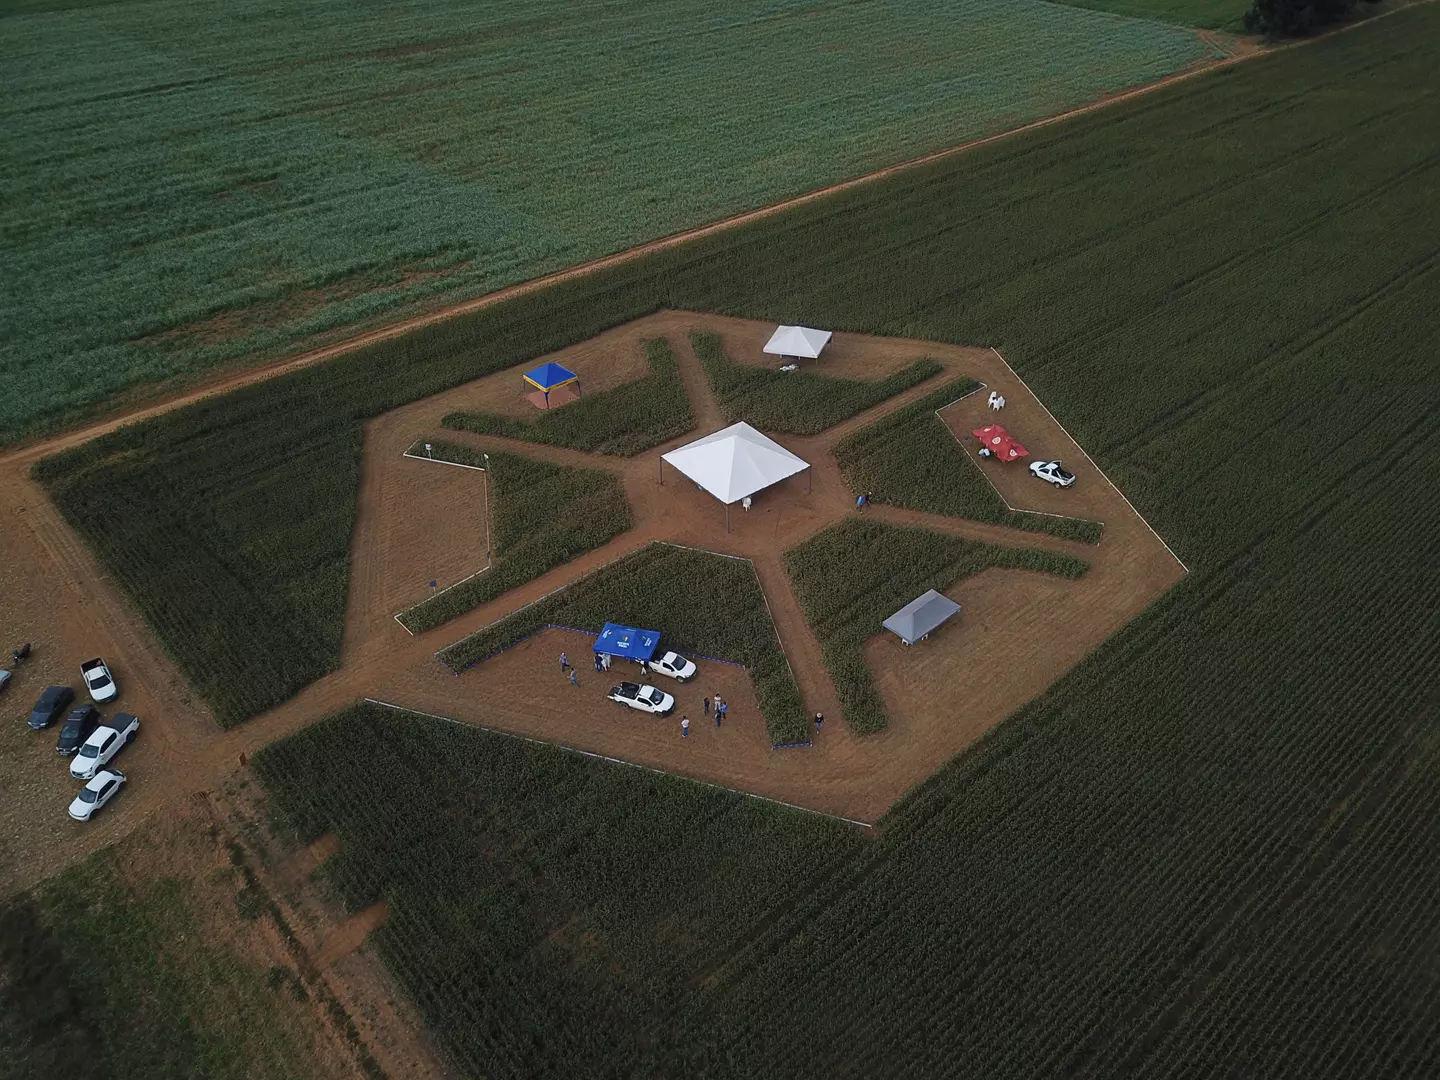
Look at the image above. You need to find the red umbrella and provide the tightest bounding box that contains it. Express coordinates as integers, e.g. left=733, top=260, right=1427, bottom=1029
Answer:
left=970, top=425, right=1030, bottom=462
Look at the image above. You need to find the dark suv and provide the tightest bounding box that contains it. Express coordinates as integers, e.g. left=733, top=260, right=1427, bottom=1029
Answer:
left=56, top=705, right=100, bottom=755
left=27, top=685, right=75, bottom=730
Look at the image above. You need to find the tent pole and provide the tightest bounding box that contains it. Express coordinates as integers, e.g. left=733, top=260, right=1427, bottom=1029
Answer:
left=807, top=468, right=812, bottom=494
left=726, top=503, right=731, bottom=533
left=658, top=458, right=663, bottom=485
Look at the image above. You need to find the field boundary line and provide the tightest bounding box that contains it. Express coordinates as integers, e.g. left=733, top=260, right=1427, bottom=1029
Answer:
left=988, top=347, right=1189, bottom=573
left=11, top=5, right=1427, bottom=464
left=393, top=447, right=494, bottom=633
left=401, top=449, right=486, bottom=471
left=362, top=697, right=870, bottom=827
left=935, top=387, right=1107, bottom=535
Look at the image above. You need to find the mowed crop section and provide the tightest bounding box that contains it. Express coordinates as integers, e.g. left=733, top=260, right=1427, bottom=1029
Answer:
left=0, top=0, right=1219, bottom=440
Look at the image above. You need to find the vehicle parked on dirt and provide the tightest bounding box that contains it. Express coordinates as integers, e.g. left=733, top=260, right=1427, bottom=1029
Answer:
left=69, top=770, right=126, bottom=821
left=56, top=705, right=100, bottom=756
left=70, top=714, right=140, bottom=780
left=0, top=670, right=10, bottom=694
left=607, top=682, right=676, bottom=715
left=648, top=651, right=697, bottom=681
left=80, top=657, right=117, bottom=703
left=1029, top=460, right=1077, bottom=488
left=27, top=685, right=75, bottom=730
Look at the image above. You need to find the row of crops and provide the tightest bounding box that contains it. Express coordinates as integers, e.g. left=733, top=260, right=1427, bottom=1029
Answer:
left=32, top=9, right=1440, bottom=1073
left=438, top=542, right=809, bottom=746
left=1, top=0, right=1218, bottom=441
left=689, top=330, right=941, bottom=434
left=252, top=702, right=866, bottom=1078
left=442, top=337, right=693, bottom=456
left=785, top=519, right=1088, bottom=733
left=395, top=443, right=631, bottom=633
left=834, top=379, right=1106, bottom=543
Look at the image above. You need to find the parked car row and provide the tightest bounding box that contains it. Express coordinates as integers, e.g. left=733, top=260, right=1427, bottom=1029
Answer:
left=12, top=651, right=137, bottom=822
left=605, top=650, right=701, bottom=716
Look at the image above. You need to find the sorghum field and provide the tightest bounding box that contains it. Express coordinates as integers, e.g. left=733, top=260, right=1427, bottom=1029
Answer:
left=34, top=8, right=1440, bottom=1075
left=0, top=0, right=1220, bottom=440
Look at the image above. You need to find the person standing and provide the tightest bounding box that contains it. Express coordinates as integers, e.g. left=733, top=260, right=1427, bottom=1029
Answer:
left=814, top=711, right=824, bottom=732
left=681, top=715, right=690, bottom=738
left=718, top=700, right=728, bottom=725
left=560, top=651, right=569, bottom=672
left=703, top=696, right=711, bottom=716
left=569, top=669, right=579, bottom=687
left=856, top=493, right=867, bottom=511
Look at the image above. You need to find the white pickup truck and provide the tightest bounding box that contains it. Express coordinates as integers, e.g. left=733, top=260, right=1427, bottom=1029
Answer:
left=80, top=657, right=117, bottom=703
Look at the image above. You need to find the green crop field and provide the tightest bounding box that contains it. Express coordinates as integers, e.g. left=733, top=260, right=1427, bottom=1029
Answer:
left=396, top=444, right=630, bottom=634
left=439, top=543, right=809, bottom=746
left=0, top=0, right=1221, bottom=442
left=21, top=1, right=1440, bottom=1075
left=1049, top=0, right=1250, bottom=31
left=786, top=519, right=1089, bottom=733
left=30, top=7, right=1440, bottom=1073
left=34, top=4, right=1438, bottom=725
left=253, top=703, right=867, bottom=1079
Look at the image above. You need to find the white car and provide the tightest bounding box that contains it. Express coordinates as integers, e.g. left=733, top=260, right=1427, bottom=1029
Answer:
left=71, top=713, right=140, bottom=780
left=80, top=657, right=118, bottom=703
left=69, top=769, right=126, bottom=821
left=607, top=682, right=676, bottom=716
left=1029, top=460, right=1076, bottom=488
left=648, top=651, right=697, bottom=681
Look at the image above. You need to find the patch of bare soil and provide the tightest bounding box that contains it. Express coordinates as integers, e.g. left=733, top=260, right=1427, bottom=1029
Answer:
left=213, top=778, right=453, bottom=1080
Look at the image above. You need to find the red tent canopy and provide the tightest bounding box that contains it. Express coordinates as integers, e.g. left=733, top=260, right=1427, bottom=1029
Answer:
left=970, top=424, right=1029, bottom=462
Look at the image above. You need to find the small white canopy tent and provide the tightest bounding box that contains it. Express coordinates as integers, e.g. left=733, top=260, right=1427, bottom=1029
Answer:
left=763, top=325, right=832, bottom=360
left=660, top=422, right=811, bottom=530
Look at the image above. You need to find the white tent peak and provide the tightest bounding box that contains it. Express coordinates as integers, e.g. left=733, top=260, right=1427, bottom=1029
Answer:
left=763, top=325, right=832, bottom=359
left=661, top=422, right=809, bottom=505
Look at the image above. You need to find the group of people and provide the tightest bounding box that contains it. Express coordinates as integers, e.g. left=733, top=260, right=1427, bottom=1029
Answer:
left=681, top=693, right=728, bottom=737
left=560, top=648, right=827, bottom=742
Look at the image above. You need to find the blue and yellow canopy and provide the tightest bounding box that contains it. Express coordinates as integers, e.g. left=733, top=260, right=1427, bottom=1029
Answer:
left=523, top=361, right=579, bottom=394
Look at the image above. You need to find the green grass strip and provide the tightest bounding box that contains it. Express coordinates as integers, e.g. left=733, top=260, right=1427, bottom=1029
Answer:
left=442, top=337, right=692, bottom=456
left=835, top=379, right=1104, bottom=544
left=785, top=518, right=1089, bottom=734
left=397, top=443, right=630, bottom=634
left=690, top=329, right=942, bottom=434
left=438, top=542, right=809, bottom=746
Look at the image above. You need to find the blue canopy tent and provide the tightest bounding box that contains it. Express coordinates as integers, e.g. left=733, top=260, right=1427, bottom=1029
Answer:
left=523, top=361, right=581, bottom=408
left=593, top=622, right=660, bottom=662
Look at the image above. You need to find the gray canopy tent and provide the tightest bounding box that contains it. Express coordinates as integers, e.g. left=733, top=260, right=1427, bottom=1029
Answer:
left=882, top=589, right=961, bottom=646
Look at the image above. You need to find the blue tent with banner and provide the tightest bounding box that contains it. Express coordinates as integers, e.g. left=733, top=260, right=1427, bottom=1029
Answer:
left=523, top=361, right=581, bottom=408
left=593, top=622, right=660, bottom=662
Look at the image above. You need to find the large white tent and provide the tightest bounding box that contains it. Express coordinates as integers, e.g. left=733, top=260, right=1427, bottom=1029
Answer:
left=763, top=324, right=832, bottom=360
left=660, top=422, right=810, bottom=529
